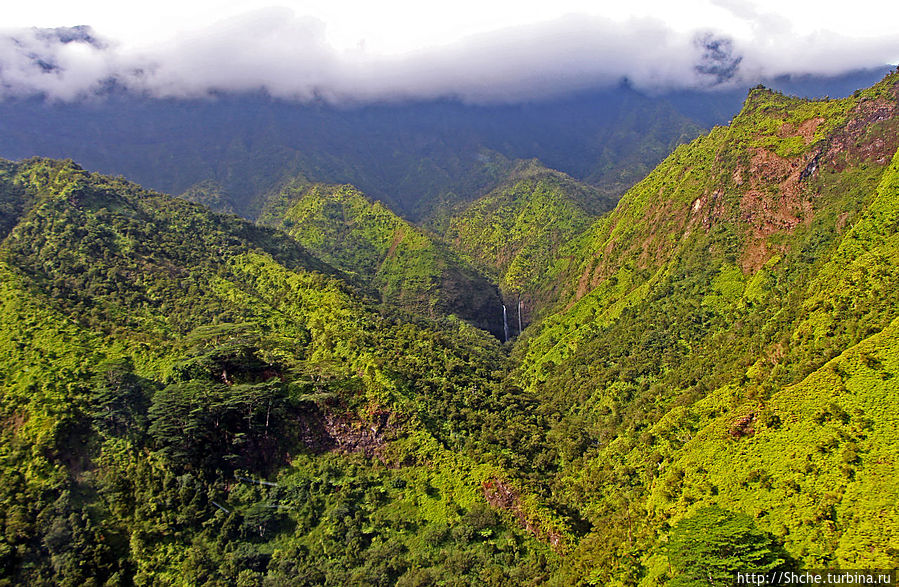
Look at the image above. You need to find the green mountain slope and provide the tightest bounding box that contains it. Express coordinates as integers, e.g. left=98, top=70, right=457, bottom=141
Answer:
left=524, top=73, right=899, bottom=374
left=443, top=161, right=616, bottom=328
left=2, top=70, right=899, bottom=586
left=504, top=71, right=899, bottom=583
left=259, top=179, right=505, bottom=338
left=0, top=158, right=562, bottom=585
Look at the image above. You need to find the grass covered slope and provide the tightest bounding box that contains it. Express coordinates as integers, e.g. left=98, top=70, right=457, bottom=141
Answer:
left=259, top=179, right=505, bottom=338
left=503, top=72, right=899, bottom=583
left=0, top=158, right=562, bottom=585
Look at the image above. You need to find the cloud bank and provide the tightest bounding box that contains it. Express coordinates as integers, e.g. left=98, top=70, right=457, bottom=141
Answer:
left=0, top=8, right=896, bottom=103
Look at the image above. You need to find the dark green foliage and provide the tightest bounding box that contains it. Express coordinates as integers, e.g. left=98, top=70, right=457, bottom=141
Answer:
left=666, top=506, right=786, bottom=586
left=147, top=380, right=291, bottom=471
left=0, top=160, right=31, bottom=240
left=90, top=358, right=150, bottom=438
left=180, top=180, right=239, bottom=215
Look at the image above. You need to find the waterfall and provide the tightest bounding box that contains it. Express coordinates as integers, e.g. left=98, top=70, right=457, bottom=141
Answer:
left=517, top=297, right=523, bottom=335
left=502, top=304, right=510, bottom=342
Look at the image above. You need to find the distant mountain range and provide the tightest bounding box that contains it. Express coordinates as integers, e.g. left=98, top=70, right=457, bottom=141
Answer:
left=0, top=68, right=890, bottom=221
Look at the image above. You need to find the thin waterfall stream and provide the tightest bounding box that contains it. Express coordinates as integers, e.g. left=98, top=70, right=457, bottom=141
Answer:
left=502, top=304, right=510, bottom=342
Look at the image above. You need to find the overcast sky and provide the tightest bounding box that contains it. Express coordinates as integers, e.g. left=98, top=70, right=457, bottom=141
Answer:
left=2, top=0, right=897, bottom=102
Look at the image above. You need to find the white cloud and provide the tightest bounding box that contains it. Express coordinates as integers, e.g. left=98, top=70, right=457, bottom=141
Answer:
left=0, top=6, right=896, bottom=103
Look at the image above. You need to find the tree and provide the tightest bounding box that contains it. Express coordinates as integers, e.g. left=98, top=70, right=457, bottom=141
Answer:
left=666, top=506, right=787, bottom=586
left=90, top=358, right=149, bottom=437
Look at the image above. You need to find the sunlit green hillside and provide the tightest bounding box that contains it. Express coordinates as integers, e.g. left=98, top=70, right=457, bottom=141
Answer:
left=510, top=71, right=899, bottom=584
left=1, top=69, right=898, bottom=586
left=444, top=160, right=615, bottom=325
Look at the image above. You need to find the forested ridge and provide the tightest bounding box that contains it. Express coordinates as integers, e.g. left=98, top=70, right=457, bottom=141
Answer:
left=0, top=158, right=562, bottom=585
left=506, top=71, right=899, bottom=583
left=442, top=160, right=616, bottom=323
left=257, top=179, right=505, bottom=337
left=0, top=71, right=897, bottom=585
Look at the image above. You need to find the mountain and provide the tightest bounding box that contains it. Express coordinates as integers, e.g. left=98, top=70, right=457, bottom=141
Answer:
left=258, top=178, right=504, bottom=337
left=442, top=160, right=616, bottom=327
left=0, top=158, right=563, bottom=585
left=507, top=70, right=899, bottom=582
left=2, top=68, right=899, bottom=585
left=180, top=179, right=240, bottom=215
left=0, top=71, right=888, bottom=225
